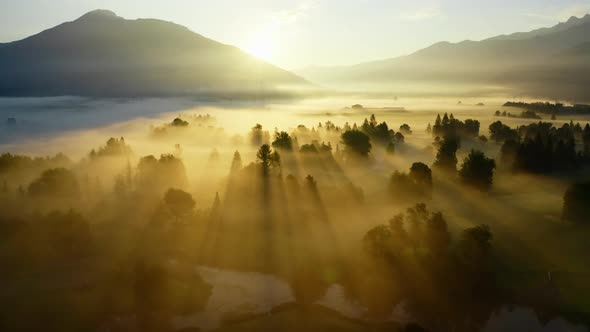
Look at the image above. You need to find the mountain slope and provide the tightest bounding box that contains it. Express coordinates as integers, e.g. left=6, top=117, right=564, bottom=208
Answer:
left=487, top=14, right=590, bottom=41
left=297, top=15, right=590, bottom=101
left=0, top=10, right=307, bottom=97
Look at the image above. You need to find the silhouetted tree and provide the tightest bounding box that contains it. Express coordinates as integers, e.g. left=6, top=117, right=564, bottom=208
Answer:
left=28, top=168, right=80, bottom=198
left=171, top=118, right=189, bottom=127
left=425, top=212, right=450, bottom=254
left=210, top=192, right=221, bottom=219
left=363, top=224, right=395, bottom=259
left=230, top=150, right=243, bottom=174
left=305, top=174, right=318, bottom=193
left=489, top=121, right=518, bottom=143
left=390, top=163, right=433, bottom=200
left=432, top=114, right=479, bottom=138
left=90, top=137, right=132, bottom=159
left=562, top=181, right=590, bottom=224
left=433, top=136, right=459, bottom=172
left=410, top=162, right=433, bottom=187
left=256, top=144, right=281, bottom=176
left=272, top=131, right=293, bottom=151
left=399, top=124, right=412, bottom=135
left=341, top=130, right=372, bottom=157
left=459, top=150, right=496, bottom=191
left=249, top=123, right=269, bottom=146
left=500, top=139, right=519, bottom=165
left=290, top=260, right=328, bottom=306
left=137, top=154, right=189, bottom=190
left=299, top=144, right=319, bottom=153
left=134, top=261, right=172, bottom=332
left=42, top=210, right=93, bottom=259
left=208, top=148, right=220, bottom=163
left=457, top=224, right=493, bottom=268
left=394, top=132, right=405, bottom=143
left=386, top=141, right=396, bottom=155
left=113, top=174, right=128, bottom=197
left=583, top=124, right=590, bottom=159
left=163, top=188, right=195, bottom=223
left=126, top=159, right=133, bottom=186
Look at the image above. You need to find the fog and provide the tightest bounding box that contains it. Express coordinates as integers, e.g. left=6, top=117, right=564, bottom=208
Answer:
left=0, top=96, right=589, bottom=332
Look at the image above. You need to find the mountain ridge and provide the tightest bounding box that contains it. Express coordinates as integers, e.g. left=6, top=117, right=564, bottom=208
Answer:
left=296, top=14, right=590, bottom=101
left=0, top=10, right=308, bottom=98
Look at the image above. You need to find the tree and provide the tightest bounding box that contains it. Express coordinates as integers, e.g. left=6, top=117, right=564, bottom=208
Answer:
left=171, top=118, right=189, bottom=127
left=208, top=148, right=220, bottom=163
left=360, top=114, right=392, bottom=144
left=126, top=159, right=133, bottom=185
left=299, top=144, right=319, bottom=153
left=114, top=174, right=128, bottom=197
left=137, top=154, right=189, bottom=190
left=409, top=162, right=433, bottom=187
left=370, top=114, right=377, bottom=127
left=90, top=137, right=132, bottom=159
left=28, top=168, right=80, bottom=198
left=341, top=130, right=372, bottom=157
left=210, top=192, right=221, bottom=219
left=425, top=212, right=450, bottom=254
left=230, top=150, right=243, bottom=173
left=134, top=261, right=172, bottom=332
left=363, top=225, right=394, bottom=259
left=433, top=136, right=459, bottom=171
left=459, top=150, right=496, bottom=190
left=489, top=121, right=518, bottom=143
left=434, top=114, right=442, bottom=127
left=562, top=181, right=590, bottom=223
left=583, top=124, right=590, bottom=158
left=399, top=124, right=412, bottom=135
left=250, top=124, right=269, bottom=146
left=272, top=131, right=293, bottom=151
left=43, top=210, right=93, bottom=259
left=163, top=188, right=195, bottom=222
left=457, top=224, right=493, bottom=267
left=305, top=174, right=318, bottom=192
left=289, top=260, right=328, bottom=306
left=256, top=144, right=281, bottom=176
left=386, top=141, right=396, bottom=155
left=390, top=163, right=433, bottom=200
left=394, top=132, right=405, bottom=143
left=500, top=139, right=519, bottom=165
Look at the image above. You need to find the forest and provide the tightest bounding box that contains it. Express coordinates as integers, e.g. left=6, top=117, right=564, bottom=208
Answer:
left=1, top=106, right=589, bottom=332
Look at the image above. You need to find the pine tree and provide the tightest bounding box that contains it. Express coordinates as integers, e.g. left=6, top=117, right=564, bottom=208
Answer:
left=230, top=151, right=243, bottom=174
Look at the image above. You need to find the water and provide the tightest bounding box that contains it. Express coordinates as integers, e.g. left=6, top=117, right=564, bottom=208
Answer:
left=171, top=266, right=585, bottom=331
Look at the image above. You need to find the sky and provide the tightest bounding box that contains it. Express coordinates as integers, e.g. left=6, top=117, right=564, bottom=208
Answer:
left=1, top=0, right=590, bottom=69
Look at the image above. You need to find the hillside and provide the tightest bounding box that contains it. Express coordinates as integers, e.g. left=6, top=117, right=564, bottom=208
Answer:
left=297, top=14, right=590, bottom=101
left=0, top=10, right=308, bottom=97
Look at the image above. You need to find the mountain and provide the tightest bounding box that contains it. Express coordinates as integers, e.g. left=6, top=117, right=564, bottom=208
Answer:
left=297, top=15, right=590, bottom=101
left=487, top=14, right=590, bottom=41
left=0, top=10, right=307, bottom=97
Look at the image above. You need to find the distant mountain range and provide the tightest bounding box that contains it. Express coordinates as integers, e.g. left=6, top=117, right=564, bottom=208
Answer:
left=296, top=14, right=590, bottom=102
left=0, top=10, right=308, bottom=98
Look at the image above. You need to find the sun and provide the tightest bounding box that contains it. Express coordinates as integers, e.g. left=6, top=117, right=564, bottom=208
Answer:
left=243, top=23, right=280, bottom=62
left=245, top=38, right=276, bottom=61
